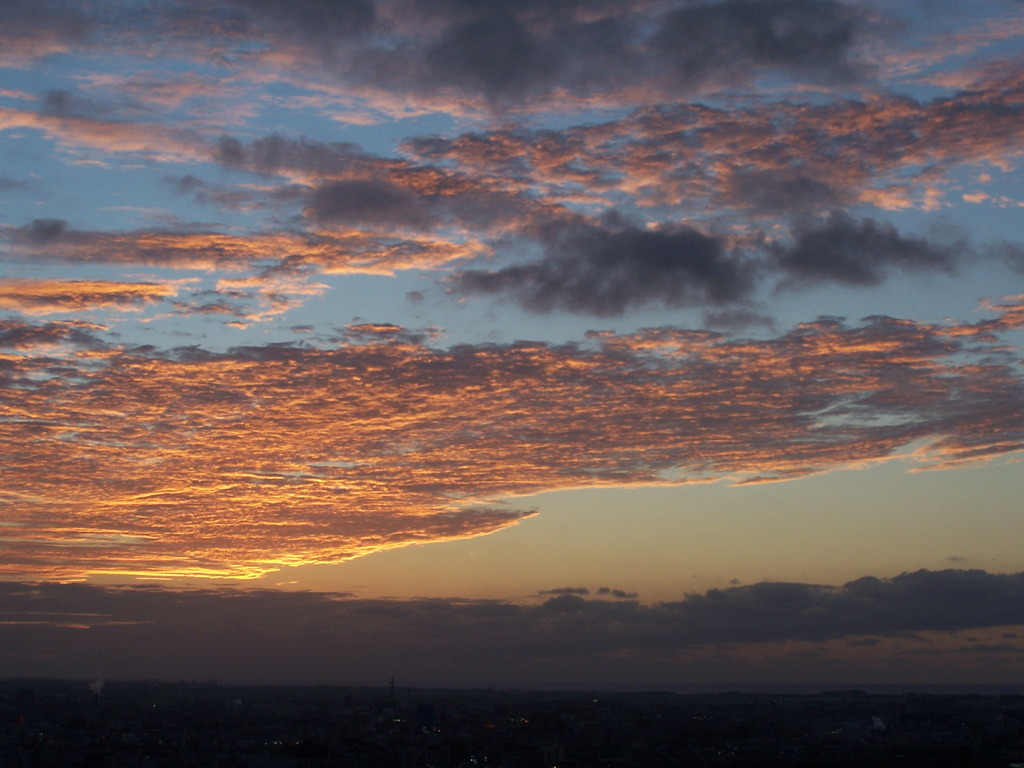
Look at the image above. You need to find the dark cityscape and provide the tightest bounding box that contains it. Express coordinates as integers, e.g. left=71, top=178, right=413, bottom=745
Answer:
left=3, top=679, right=1023, bottom=767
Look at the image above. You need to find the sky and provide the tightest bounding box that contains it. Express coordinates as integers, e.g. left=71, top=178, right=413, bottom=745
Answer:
left=1, top=0, right=1023, bottom=689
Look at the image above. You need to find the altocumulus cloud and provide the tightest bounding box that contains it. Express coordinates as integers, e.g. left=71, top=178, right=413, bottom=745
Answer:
left=4, top=58, right=1021, bottom=321
left=1, top=298, right=1023, bottom=580
left=771, top=213, right=961, bottom=286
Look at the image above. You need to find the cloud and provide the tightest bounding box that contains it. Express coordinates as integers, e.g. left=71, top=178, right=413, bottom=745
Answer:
left=720, top=168, right=846, bottom=216
left=597, top=587, right=639, bottom=599
left=0, top=279, right=178, bottom=315
left=1, top=220, right=477, bottom=276
left=651, top=0, right=867, bottom=88
left=0, top=0, right=92, bottom=63
left=450, top=212, right=967, bottom=314
left=8, top=218, right=74, bottom=246
left=702, top=308, right=776, bottom=331
left=213, top=134, right=372, bottom=179
left=453, top=218, right=752, bottom=315
left=306, top=179, right=434, bottom=230
left=0, top=318, right=108, bottom=350
left=659, top=569, right=1024, bottom=642
left=77, top=71, right=252, bottom=115
left=997, top=242, right=1024, bottom=275
left=0, top=570, right=1020, bottom=684
left=223, top=0, right=376, bottom=53
left=0, top=106, right=205, bottom=162
left=211, top=133, right=552, bottom=235
left=394, top=75, right=1024, bottom=310
left=771, top=214, right=961, bottom=286
left=0, top=0, right=879, bottom=109
left=39, top=88, right=119, bottom=120
left=1, top=299, right=1023, bottom=579
left=0, top=176, right=34, bottom=195
left=354, top=0, right=873, bottom=106
left=3, top=220, right=272, bottom=269
left=416, top=5, right=561, bottom=104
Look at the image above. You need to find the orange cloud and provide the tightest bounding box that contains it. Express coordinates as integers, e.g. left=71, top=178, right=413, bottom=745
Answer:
left=404, top=76, right=1024, bottom=219
left=0, top=107, right=205, bottom=162
left=0, top=279, right=178, bottom=315
left=1, top=299, right=1022, bottom=581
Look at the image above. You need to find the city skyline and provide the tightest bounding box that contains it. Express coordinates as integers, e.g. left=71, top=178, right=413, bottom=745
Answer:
left=1, top=0, right=1023, bottom=687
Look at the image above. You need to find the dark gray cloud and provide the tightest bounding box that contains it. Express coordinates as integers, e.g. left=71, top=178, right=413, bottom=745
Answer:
left=165, top=173, right=206, bottom=195
left=597, top=587, right=639, bottom=599
left=405, top=2, right=637, bottom=104
left=994, top=242, right=1024, bottom=276
left=660, top=570, right=1024, bottom=643
left=0, top=570, right=1020, bottom=684
left=0, top=177, right=35, bottom=195
left=3, top=0, right=877, bottom=106
left=448, top=211, right=977, bottom=315
left=360, top=0, right=871, bottom=104
left=39, top=88, right=119, bottom=119
left=340, top=322, right=433, bottom=346
left=772, top=214, right=961, bottom=286
left=306, top=179, right=434, bottom=230
left=652, top=0, right=866, bottom=87
left=721, top=168, right=846, bottom=216
left=8, top=218, right=76, bottom=245
left=164, top=172, right=306, bottom=212
left=453, top=218, right=752, bottom=315
left=209, top=134, right=548, bottom=233
left=224, top=0, right=376, bottom=50
left=214, top=134, right=369, bottom=177
left=420, top=7, right=563, bottom=103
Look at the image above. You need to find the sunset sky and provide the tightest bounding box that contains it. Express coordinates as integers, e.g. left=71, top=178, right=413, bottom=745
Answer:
left=1, top=0, right=1023, bottom=688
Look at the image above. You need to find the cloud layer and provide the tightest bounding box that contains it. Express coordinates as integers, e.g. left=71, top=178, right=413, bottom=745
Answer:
left=0, top=279, right=178, bottom=314
left=4, top=60, right=1020, bottom=322
left=2, top=297, right=1022, bottom=578
left=1, top=570, right=1021, bottom=684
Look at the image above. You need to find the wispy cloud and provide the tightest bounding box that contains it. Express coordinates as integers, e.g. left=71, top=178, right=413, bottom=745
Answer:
left=2, top=220, right=479, bottom=277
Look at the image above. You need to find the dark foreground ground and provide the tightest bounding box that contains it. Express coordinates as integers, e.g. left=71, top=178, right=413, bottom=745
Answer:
left=2, top=679, right=1023, bottom=767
